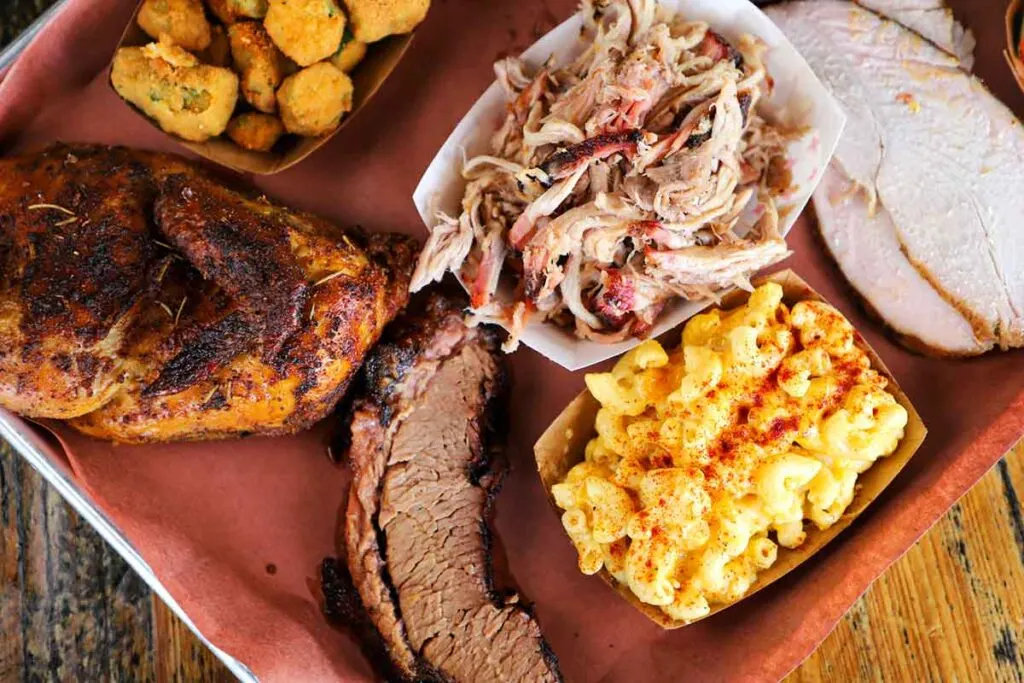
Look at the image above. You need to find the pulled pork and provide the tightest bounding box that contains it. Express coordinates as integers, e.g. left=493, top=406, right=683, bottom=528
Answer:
left=412, top=0, right=794, bottom=350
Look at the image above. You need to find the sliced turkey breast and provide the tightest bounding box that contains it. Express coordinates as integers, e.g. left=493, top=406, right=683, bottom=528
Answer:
left=813, top=165, right=985, bottom=355
left=857, top=0, right=975, bottom=69
left=767, top=0, right=1024, bottom=353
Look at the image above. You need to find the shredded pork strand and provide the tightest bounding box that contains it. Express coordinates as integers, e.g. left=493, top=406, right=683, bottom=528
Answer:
left=413, top=0, right=796, bottom=348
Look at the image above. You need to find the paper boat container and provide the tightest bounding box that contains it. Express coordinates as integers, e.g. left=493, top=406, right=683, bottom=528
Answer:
left=1006, top=0, right=1024, bottom=92
left=533, top=269, right=927, bottom=629
left=110, top=1, right=413, bottom=175
left=412, top=0, right=846, bottom=371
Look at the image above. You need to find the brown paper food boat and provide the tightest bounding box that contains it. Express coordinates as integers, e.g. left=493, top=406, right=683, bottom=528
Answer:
left=109, top=1, right=412, bottom=175
left=1007, top=0, right=1024, bottom=92
left=533, top=269, right=928, bottom=629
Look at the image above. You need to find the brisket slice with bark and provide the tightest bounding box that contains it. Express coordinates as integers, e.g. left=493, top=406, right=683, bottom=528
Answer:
left=340, top=293, right=562, bottom=682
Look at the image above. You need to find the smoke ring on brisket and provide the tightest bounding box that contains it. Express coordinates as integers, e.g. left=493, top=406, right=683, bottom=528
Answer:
left=335, top=293, right=563, bottom=683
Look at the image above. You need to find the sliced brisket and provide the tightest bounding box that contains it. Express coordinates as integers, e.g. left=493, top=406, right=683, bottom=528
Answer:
left=341, top=293, right=562, bottom=682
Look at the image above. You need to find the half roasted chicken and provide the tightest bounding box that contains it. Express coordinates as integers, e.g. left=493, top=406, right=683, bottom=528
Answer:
left=0, top=144, right=416, bottom=442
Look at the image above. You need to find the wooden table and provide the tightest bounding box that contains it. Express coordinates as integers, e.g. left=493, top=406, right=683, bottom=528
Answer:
left=3, top=436, right=1022, bottom=682
left=2, top=1, right=1024, bottom=681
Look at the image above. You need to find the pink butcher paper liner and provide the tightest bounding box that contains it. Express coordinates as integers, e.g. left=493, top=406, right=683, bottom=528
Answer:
left=0, top=0, right=1022, bottom=681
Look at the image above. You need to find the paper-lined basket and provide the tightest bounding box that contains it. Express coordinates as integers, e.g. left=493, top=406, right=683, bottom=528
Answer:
left=412, top=0, right=846, bottom=371
left=533, top=269, right=927, bottom=629
left=109, top=0, right=413, bottom=175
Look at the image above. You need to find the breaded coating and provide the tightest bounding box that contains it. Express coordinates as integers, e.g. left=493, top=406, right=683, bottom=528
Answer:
left=343, top=0, right=428, bottom=43
left=201, top=24, right=232, bottom=66
left=280, top=56, right=299, bottom=76
left=230, top=0, right=268, bottom=18
left=111, top=42, right=239, bottom=142
left=228, top=21, right=285, bottom=113
left=137, top=0, right=212, bottom=51
left=276, top=62, right=352, bottom=136
left=206, top=0, right=233, bottom=23
left=206, top=0, right=267, bottom=23
left=330, top=31, right=366, bottom=73
left=226, top=112, right=285, bottom=151
left=264, top=0, right=345, bottom=67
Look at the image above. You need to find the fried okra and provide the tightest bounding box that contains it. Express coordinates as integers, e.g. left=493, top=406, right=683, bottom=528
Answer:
left=229, top=0, right=268, bottom=18
left=137, top=0, right=212, bottom=51
left=343, top=0, right=428, bottom=43
left=330, top=29, right=366, bottom=73
left=228, top=21, right=285, bottom=113
left=206, top=0, right=268, bottom=23
left=226, top=112, right=285, bottom=150
left=280, top=55, right=300, bottom=76
left=201, top=24, right=232, bottom=67
left=276, top=62, right=353, bottom=136
left=111, top=42, right=238, bottom=142
left=264, top=0, right=345, bottom=67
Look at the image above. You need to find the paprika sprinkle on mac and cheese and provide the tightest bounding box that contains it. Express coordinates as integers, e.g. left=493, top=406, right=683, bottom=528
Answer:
left=551, top=283, right=909, bottom=622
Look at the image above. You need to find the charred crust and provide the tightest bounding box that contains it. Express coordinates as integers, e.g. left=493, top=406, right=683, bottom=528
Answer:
left=76, top=353, right=100, bottom=383
left=3, top=143, right=414, bottom=433
left=365, top=230, right=419, bottom=283
left=685, top=131, right=712, bottom=150
left=358, top=292, right=470, bottom=425
left=154, top=172, right=310, bottom=357
left=142, top=309, right=254, bottom=397
left=467, top=354, right=508, bottom=492
left=295, top=370, right=319, bottom=399
left=684, top=107, right=716, bottom=149
left=539, top=640, right=564, bottom=682
left=670, top=103, right=694, bottom=130
left=360, top=338, right=416, bottom=427
left=475, top=358, right=510, bottom=605
left=699, top=30, right=743, bottom=70
left=523, top=270, right=544, bottom=302
left=338, top=295, right=561, bottom=681
left=540, top=129, right=642, bottom=177
left=203, top=388, right=228, bottom=410
left=9, top=144, right=158, bottom=345
left=320, top=557, right=417, bottom=683
left=52, top=353, right=73, bottom=373
left=738, top=92, right=752, bottom=126
left=322, top=557, right=361, bottom=624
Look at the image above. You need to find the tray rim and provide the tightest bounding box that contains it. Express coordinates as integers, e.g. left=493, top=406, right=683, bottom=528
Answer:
left=0, top=413, right=256, bottom=683
left=0, top=0, right=67, bottom=73
left=1, top=8, right=255, bottom=679
left=0, top=0, right=1022, bottom=680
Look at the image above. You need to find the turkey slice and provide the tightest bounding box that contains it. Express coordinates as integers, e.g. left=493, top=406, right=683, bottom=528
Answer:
left=813, top=165, right=986, bottom=356
left=767, top=0, right=1024, bottom=352
left=857, top=0, right=975, bottom=69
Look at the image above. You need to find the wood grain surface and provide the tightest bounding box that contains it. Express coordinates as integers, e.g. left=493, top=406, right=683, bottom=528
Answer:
left=1, top=0, right=1023, bottom=680
left=2, top=437, right=1022, bottom=682
left=0, top=443, right=155, bottom=682
left=790, top=442, right=1024, bottom=683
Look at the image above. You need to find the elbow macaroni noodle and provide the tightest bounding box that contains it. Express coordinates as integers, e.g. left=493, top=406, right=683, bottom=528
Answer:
left=551, top=283, right=908, bottom=622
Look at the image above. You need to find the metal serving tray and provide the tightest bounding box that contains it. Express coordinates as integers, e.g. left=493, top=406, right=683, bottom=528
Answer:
left=0, top=7, right=257, bottom=679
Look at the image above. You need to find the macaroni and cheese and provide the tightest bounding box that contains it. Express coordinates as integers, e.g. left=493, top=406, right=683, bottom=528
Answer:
left=551, top=283, right=908, bottom=622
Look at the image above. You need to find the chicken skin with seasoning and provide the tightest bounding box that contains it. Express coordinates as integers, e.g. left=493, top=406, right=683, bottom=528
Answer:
left=0, top=145, right=169, bottom=418
left=0, top=143, right=417, bottom=443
